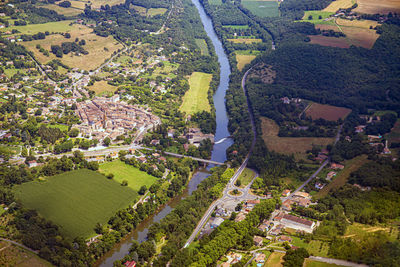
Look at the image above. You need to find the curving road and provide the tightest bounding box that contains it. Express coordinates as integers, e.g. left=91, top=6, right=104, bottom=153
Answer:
left=184, top=67, right=258, bottom=248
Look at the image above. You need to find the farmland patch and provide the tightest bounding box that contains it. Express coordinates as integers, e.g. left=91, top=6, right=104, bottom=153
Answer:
left=305, top=103, right=351, bottom=121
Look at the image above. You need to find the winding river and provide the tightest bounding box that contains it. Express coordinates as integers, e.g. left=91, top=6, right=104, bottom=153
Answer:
left=97, top=0, right=232, bottom=265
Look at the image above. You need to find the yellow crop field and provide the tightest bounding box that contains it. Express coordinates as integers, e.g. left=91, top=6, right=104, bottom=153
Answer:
left=336, top=18, right=379, bottom=29
left=236, top=54, right=256, bottom=71
left=228, top=38, right=262, bottom=44
left=180, top=72, right=212, bottom=115
left=88, top=80, right=118, bottom=95
left=23, top=24, right=123, bottom=71
left=323, top=0, right=354, bottom=12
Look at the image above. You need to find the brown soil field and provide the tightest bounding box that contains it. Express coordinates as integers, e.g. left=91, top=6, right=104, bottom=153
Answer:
left=340, top=27, right=379, bottom=49
left=305, top=103, right=351, bottom=121
left=354, top=0, right=400, bottom=14
left=316, top=155, right=368, bottom=198
left=261, top=117, right=334, bottom=159
left=323, top=0, right=354, bottom=12
left=308, top=35, right=350, bottom=48
left=24, top=24, right=123, bottom=71
left=250, top=63, right=276, bottom=84
left=227, top=38, right=262, bottom=44
left=0, top=242, right=52, bottom=266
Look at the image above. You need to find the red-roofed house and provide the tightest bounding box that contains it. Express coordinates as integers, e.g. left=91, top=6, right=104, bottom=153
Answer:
left=124, top=260, right=136, bottom=267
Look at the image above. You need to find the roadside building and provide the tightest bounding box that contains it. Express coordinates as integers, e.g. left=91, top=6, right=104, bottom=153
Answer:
left=253, top=236, right=264, bottom=247
left=282, top=189, right=291, bottom=197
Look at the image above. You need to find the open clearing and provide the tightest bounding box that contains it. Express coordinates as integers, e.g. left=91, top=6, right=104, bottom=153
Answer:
left=302, top=11, right=335, bottom=25
left=305, top=103, right=351, bottom=121
left=309, top=35, right=350, bottom=48
left=23, top=24, right=123, bottom=71
left=261, top=117, right=334, bottom=159
left=316, top=155, right=368, bottom=198
left=180, top=72, right=212, bottom=115
left=40, top=3, right=83, bottom=16
left=228, top=38, right=262, bottom=44
left=88, top=80, right=118, bottom=95
left=241, top=0, right=279, bottom=17
left=237, top=168, right=256, bottom=187
left=0, top=20, right=74, bottom=35
left=354, top=0, right=400, bottom=14
left=0, top=242, right=52, bottom=267
left=336, top=18, right=379, bottom=29
left=344, top=222, right=399, bottom=241
left=223, top=25, right=249, bottom=29
left=304, top=259, right=341, bottom=267
left=99, top=160, right=158, bottom=191
left=13, top=169, right=137, bottom=239
left=236, top=54, right=256, bottom=71
left=323, top=0, right=355, bottom=12
left=131, top=5, right=167, bottom=17
left=195, top=39, right=209, bottom=56
left=387, top=119, right=400, bottom=144
left=91, top=0, right=125, bottom=9
left=265, top=252, right=285, bottom=267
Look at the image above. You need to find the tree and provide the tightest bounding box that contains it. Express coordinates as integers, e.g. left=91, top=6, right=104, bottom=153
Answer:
left=103, top=137, right=111, bottom=146
left=106, top=173, right=114, bottom=179
left=68, top=128, right=79, bottom=138
left=138, top=185, right=147, bottom=195
left=121, top=180, right=128, bottom=186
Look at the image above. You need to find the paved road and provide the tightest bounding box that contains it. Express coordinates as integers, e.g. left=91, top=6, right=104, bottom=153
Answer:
left=184, top=67, right=258, bottom=248
left=0, top=238, right=38, bottom=254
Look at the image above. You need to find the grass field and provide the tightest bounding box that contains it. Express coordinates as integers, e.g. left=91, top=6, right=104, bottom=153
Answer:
left=180, top=72, right=212, bottom=115
left=209, top=0, right=222, bottom=5
left=99, top=160, right=158, bottom=191
left=23, top=24, right=123, bottom=71
left=304, top=259, right=340, bottom=267
left=228, top=38, right=262, bottom=44
left=0, top=20, right=74, bottom=35
left=131, top=5, right=167, bottom=17
left=265, top=252, right=285, bottom=267
left=323, top=0, right=355, bottom=12
left=0, top=145, right=20, bottom=156
left=336, top=18, right=379, bottom=29
left=386, top=119, right=400, bottom=144
left=307, top=240, right=330, bottom=257
left=0, top=242, right=53, bottom=267
left=91, top=0, right=125, bottom=9
left=41, top=3, right=83, bottom=16
left=354, top=0, right=400, bottom=14
left=242, top=0, right=279, bottom=17
left=261, top=117, right=334, bottom=159
left=305, top=103, right=351, bottom=121
left=339, top=25, right=379, bottom=49
left=236, top=54, right=256, bottom=71
left=237, top=168, right=256, bottom=187
left=195, top=39, right=209, bottom=56
left=14, top=169, right=138, bottom=238
left=302, top=11, right=335, bottom=25
left=316, top=155, right=368, bottom=198
left=88, top=80, right=118, bottom=96
left=344, top=222, right=399, bottom=240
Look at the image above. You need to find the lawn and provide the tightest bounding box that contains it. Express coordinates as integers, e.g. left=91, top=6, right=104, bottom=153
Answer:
left=237, top=168, right=256, bottom=187
left=180, top=72, right=212, bottom=115
left=23, top=24, right=123, bottom=71
left=242, top=0, right=279, bottom=17
left=147, top=8, right=168, bottom=17
left=316, top=155, right=368, bottom=198
left=261, top=117, right=334, bottom=160
left=0, top=20, right=74, bottom=35
left=195, top=39, right=209, bottom=56
left=4, top=68, right=26, bottom=78
left=99, top=160, right=158, bottom=191
left=265, top=252, right=285, bottom=267
left=236, top=54, right=256, bottom=71
left=88, top=80, right=118, bottom=96
left=13, top=169, right=138, bottom=238
left=47, top=123, right=69, bottom=131
left=0, top=145, right=20, bottom=156
left=301, top=11, right=335, bottom=25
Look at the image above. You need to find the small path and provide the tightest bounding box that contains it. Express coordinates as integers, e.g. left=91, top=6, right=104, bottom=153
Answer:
left=0, top=238, right=38, bottom=254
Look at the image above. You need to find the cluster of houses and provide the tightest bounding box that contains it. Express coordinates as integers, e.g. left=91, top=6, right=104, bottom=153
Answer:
left=235, top=199, right=261, bottom=222
left=74, top=96, right=161, bottom=141
left=281, top=191, right=313, bottom=211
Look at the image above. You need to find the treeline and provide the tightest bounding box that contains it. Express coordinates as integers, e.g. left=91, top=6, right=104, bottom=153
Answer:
left=125, top=0, right=170, bottom=9
left=350, top=157, right=400, bottom=192
left=280, top=0, right=332, bottom=19
left=18, top=3, right=66, bottom=23
left=51, top=42, right=88, bottom=58
left=113, top=167, right=234, bottom=266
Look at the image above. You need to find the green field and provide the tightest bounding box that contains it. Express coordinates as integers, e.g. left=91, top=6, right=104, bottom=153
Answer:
left=180, top=72, right=212, bottom=115
left=0, top=20, right=74, bottom=35
left=301, top=11, right=335, bottom=25
left=304, top=259, right=341, bottom=267
left=99, top=160, right=158, bottom=191
left=241, top=1, right=279, bottom=18
left=237, top=168, right=255, bottom=187
left=195, top=39, right=209, bottom=56
left=209, top=0, right=222, bottom=5
left=223, top=25, right=249, bottom=29
left=14, top=169, right=138, bottom=238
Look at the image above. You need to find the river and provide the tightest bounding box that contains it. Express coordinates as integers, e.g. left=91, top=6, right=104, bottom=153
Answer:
left=97, top=0, right=231, bottom=265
